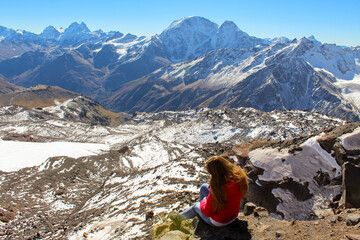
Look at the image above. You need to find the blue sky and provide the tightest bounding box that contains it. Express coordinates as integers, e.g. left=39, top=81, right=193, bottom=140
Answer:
left=1, top=0, right=359, bottom=46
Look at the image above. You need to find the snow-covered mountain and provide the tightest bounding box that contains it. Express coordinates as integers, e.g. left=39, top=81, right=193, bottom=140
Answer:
left=0, top=17, right=359, bottom=121
left=308, top=35, right=322, bottom=46
left=0, top=21, right=110, bottom=45
left=0, top=26, right=37, bottom=42
left=266, top=36, right=291, bottom=44
left=0, top=22, right=113, bottom=61
left=40, top=26, right=63, bottom=40
left=60, top=22, right=111, bottom=46
left=107, top=38, right=360, bottom=120
left=159, top=16, right=264, bottom=62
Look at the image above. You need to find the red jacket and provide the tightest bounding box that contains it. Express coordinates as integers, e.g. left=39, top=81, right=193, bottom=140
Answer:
left=200, top=180, right=243, bottom=224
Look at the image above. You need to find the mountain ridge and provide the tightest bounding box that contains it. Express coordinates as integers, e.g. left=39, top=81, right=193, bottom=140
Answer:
left=0, top=17, right=359, bottom=121
left=105, top=42, right=360, bottom=120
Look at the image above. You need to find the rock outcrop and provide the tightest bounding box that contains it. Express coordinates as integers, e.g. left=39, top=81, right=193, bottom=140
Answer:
left=341, top=163, right=360, bottom=208
left=317, top=123, right=360, bottom=209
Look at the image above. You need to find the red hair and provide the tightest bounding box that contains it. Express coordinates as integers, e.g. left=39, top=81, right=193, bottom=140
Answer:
left=206, top=156, right=248, bottom=211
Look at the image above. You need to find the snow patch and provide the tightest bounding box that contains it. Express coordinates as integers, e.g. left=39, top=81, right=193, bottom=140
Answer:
left=69, top=217, right=126, bottom=240
left=249, top=135, right=343, bottom=220
left=0, top=140, right=109, bottom=172
left=249, top=136, right=340, bottom=182
left=339, top=127, right=360, bottom=151
left=50, top=200, right=75, bottom=211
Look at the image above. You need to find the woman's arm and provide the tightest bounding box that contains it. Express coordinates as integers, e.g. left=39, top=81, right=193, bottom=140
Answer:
left=200, top=193, right=215, bottom=217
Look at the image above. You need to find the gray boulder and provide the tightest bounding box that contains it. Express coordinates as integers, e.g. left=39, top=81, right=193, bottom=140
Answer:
left=346, top=214, right=360, bottom=226
left=243, top=202, right=257, bottom=216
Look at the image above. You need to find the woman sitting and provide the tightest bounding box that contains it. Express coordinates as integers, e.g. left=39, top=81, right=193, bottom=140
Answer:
left=180, top=156, right=248, bottom=227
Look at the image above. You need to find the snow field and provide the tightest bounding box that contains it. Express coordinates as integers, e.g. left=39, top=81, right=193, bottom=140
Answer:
left=0, top=140, right=110, bottom=172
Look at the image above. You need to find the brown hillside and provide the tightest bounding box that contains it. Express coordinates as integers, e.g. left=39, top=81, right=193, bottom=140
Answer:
left=0, top=77, right=24, bottom=94
left=0, top=84, right=79, bottom=108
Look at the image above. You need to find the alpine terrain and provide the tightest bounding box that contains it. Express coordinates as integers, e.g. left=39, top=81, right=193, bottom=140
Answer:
left=0, top=92, right=360, bottom=239
left=0, top=16, right=359, bottom=240
left=0, top=16, right=359, bottom=120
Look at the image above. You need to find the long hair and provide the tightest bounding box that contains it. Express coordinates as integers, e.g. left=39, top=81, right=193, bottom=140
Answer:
left=206, top=156, right=248, bottom=211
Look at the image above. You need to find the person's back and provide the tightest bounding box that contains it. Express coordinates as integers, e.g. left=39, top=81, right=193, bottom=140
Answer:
left=180, top=156, right=248, bottom=227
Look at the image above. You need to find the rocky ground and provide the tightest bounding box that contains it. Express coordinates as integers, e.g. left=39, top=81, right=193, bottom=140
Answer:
left=0, top=106, right=359, bottom=239
left=200, top=208, right=360, bottom=240
left=242, top=207, right=360, bottom=240
left=190, top=206, right=360, bottom=240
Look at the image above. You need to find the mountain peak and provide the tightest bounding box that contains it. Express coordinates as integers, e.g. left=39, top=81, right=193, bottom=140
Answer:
left=112, top=33, right=138, bottom=43
left=218, top=20, right=247, bottom=36
left=162, top=16, right=218, bottom=35
left=0, top=26, right=16, bottom=39
left=66, top=22, right=90, bottom=33
left=159, top=16, right=219, bottom=61
left=308, top=35, right=322, bottom=46
left=270, top=36, right=290, bottom=44
left=219, top=20, right=238, bottom=29
left=42, top=25, right=57, bottom=32
left=298, top=37, right=313, bottom=45
left=168, top=16, right=218, bottom=29
left=40, top=25, right=61, bottom=40
left=107, top=31, right=124, bottom=41
left=215, top=20, right=254, bottom=49
left=60, top=22, right=92, bottom=42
